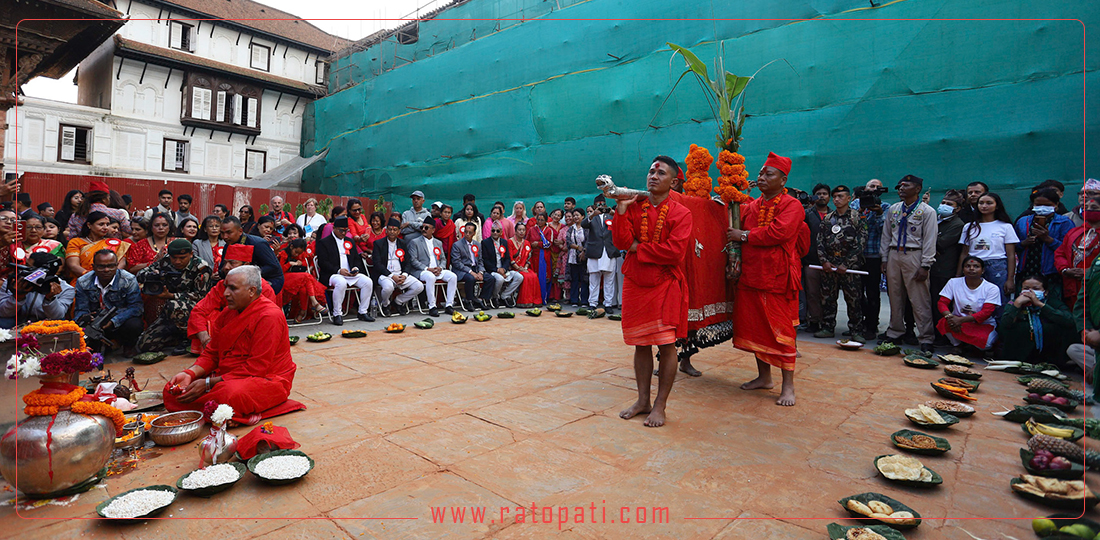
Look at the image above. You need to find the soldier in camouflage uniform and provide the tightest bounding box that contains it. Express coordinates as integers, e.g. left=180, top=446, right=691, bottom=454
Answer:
left=815, top=186, right=868, bottom=341
left=136, top=239, right=213, bottom=355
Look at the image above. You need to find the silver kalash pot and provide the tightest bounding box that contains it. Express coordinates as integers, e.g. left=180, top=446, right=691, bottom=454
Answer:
left=1, top=411, right=115, bottom=498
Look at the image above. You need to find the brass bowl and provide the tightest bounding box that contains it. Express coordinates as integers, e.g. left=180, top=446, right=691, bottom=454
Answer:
left=149, top=411, right=204, bottom=446
left=114, top=420, right=145, bottom=450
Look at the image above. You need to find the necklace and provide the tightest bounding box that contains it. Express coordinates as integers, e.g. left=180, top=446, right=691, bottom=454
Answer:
left=639, top=200, right=670, bottom=242
left=755, top=194, right=783, bottom=228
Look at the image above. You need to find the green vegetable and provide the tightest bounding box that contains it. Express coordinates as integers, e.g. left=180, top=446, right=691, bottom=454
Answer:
left=872, top=343, right=900, bottom=356
left=1061, top=417, right=1100, bottom=440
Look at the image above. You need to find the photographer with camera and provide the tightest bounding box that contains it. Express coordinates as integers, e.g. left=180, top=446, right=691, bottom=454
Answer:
left=136, top=239, right=213, bottom=355
left=74, top=249, right=143, bottom=355
left=852, top=179, right=889, bottom=337
left=0, top=253, right=74, bottom=328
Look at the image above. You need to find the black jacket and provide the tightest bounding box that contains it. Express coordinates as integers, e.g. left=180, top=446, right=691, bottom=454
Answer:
left=580, top=212, right=618, bottom=260
left=371, top=236, right=414, bottom=277
left=316, top=233, right=368, bottom=285
left=803, top=206, right=826, bottom=265
left=482, top=236, right=513, bottom=272
left=221, top=233, right=284, bottom=293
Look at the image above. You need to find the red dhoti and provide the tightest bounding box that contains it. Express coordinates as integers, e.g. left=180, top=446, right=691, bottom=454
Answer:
left=187, top=279, right=277, bottom=354
left=733, top=288, right=799, bottom=371
left=621, top=277, right=683, bottom=346
left=163, top=376, right=291, bottom=416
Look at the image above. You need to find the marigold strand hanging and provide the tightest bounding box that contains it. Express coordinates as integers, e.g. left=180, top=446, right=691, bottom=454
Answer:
left=71, top=400, right=127, bottom=432
left=22, top=386, right=87, bottom=415
left=683, top=144, right=714, bottom=198
left=715, top=150, right=752, bottom=204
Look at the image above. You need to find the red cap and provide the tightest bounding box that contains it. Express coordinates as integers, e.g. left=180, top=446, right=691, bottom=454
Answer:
left=763, top=152, right=791, bottom=176
left=88, top=180, right=110, bottom=194
left=225, top=244, right=254, bottom=262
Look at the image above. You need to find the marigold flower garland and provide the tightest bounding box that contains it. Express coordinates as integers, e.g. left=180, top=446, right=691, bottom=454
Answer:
left=22, top=386, right=87, bottom=415
left=639, top=201, right=670, bottom=243
left=21, top=320, right=87, bottom=352
left=71, top=400, right=127, bottom=432
left=756, top=195, right=784, bottom=228
left=715, top=150, right=753, bottom=204
left=683, top=144, right=714, bottom=198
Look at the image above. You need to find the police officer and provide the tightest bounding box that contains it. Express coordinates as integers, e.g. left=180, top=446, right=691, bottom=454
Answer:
left=816, top=185, right=868, bottom=341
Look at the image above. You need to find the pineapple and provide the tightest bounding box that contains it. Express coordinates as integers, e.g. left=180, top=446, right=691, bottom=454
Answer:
left=1028, top=379, right=1085, bottom=402
left=1028, top=434, right=1100, bottom=470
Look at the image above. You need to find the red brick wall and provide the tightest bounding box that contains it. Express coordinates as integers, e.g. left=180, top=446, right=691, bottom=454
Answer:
left=17, top=173, right=393, bottom=221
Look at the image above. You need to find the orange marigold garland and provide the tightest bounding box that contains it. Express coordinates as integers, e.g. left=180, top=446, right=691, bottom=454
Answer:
left=71, top=400, right=127, bottom=432
left=756, top=195, right=783, bottom=228
left=682, top=144, right=714, bottom=198
left=22, top=386, right=87, bottom=415
left=715, top=150, right=753, bottom=204
left=639, top=201, right=670, bottom=243
left=21, top=320, right=87, bottom=352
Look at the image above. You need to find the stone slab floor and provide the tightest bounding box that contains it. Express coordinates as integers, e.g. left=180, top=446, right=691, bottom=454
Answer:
left=0, top=314, right=1089, bottom=539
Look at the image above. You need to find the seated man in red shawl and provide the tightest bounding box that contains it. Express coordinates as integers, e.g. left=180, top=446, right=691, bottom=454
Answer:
left=186, top=244, right=276, bottom=354
left=167, top=265, right=295, bottom=425
left=611, top=156, right=693, bottom=427
left=728, top=152, right=804, bottom=406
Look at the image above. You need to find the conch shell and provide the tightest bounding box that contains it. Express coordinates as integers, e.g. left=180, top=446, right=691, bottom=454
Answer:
left=595, top=175, right=648, bottom=200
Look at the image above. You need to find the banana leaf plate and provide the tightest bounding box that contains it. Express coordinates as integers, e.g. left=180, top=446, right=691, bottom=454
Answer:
left=1010, top=477, right=1099, bottom=510
left=889, top=429, right=950, bottom=455
left=943, top=366, right=982, bottom=380
left=826, top=523, right=907, bottom=540
left=132, top=351, right=168, bottom=365
left=247, top=449, right=315, bottom=486
left=1020, top=423, right=1085, bottom=443
left=873, top=455, right=943, bottom=487
left=1018, top=375, right=1069, bottom=388
left=289, top=336, right=299, bottom=346
left=1024, top=396, right=1079, bottom=413
left=1020, top=449, right=1088, bottom=479
left=937, top=377, right=980, bottom=391
left=176, top=462, right=247, bottom=497
left=903, top=355, right=939, bottom=369
left=837, top=492, right=921, bottom=529
left=905, top=410, right=959, bottom=429
left=474, top=314, right=493, bottom=322
left=498, top=312, right=516, bottom=319
left=930, top=384, right=977, bottom=404
left=608, top=314, right=622, bottom=321
left=96, top=485, right=177, bottom=520
left=306, top=334, right=331, bottom=342
left=1038, top=514, right=1100, bottom=539
left=384, top=326, right=406, bottom=333
left=555, top=311, right=573, bottom=318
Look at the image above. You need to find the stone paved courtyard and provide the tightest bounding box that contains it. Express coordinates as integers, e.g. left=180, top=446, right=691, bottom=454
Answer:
left=0, top=311, right=1087, bottom=539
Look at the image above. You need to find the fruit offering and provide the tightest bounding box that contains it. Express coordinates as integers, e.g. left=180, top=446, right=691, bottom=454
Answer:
left=1028, top=433, right=1100, bottom=470
left=413, top=319, right=434, bottom=329
left=1028, top=449, right=1074, bottom=471
left=545, top=304, right=562, bottom=312
left=873, top=343, right=900, bottom=356
left=525, top=308, right=542, bottom=317
left=306, top=332, right=332, bottom=342
left=1027, top=393, right=1073, bottom=407
left=289, top=335, right=300, bottom=345
left=1025, top=419, right=1078, bottom=440
left=340, top=330, right=367, bottom=338
left=474, top=311, right=492, bottom=322
left=451, top=311, right=468, bottom=324
left=498, top=312, right=516, bottom=319
left=385, top=323, right=405, bottom=333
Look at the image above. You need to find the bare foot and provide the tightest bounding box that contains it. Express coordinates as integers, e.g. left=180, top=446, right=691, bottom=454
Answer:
left=776, top=387, right=796, bottom=406
left=679, top=360, right=702, bottom=377
left=740, top=376, right=774, bottom=390
left=643, top=407, right=666, bottom=427
left=619, top=399, right=651, bottom=420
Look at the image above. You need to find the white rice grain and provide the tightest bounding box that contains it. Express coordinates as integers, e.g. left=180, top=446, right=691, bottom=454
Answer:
left=102, top=490, right=175, bottom=518
left=181, top=464, right=240, bottom=489
left=254, top=455, right=310, bottom=480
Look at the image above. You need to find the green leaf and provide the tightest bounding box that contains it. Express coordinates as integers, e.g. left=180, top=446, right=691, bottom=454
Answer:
left=668, top=43, right=711, bottom=85
left=725, top=74, right=751, bottom=101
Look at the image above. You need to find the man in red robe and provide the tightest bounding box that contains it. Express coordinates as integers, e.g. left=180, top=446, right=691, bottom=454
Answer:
left=186, top=244, right=277, bottom=354
left=611, top=156, right=693, bottom=427
left=728, top=152, right=804, bottom=406
left=166, top=265, right=295, bottom=425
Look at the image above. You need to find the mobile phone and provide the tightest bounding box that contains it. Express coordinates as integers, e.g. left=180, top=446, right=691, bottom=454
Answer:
left=350, top=267, right=359, bottom=275
left=16, top=220, right=24, bottom=235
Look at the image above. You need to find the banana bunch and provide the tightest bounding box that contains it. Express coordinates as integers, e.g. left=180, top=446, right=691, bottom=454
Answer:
left=1026, top=418, right=1076, bottom=439
left=451, top=311, right=468, bottom=324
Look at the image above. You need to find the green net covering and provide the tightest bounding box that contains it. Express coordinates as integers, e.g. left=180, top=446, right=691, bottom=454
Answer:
left=304, top=0, right=1097, bottom=215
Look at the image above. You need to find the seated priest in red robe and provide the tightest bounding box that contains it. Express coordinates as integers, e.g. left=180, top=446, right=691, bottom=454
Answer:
left=186, top=244, right=277, bottom=354
left=167, top=265, right=296, bottom=425
left=611, top=156, right=693, bottom=428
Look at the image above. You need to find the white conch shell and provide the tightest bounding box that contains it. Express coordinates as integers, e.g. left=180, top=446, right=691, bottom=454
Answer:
left=595, top=175, right=648, bottom=199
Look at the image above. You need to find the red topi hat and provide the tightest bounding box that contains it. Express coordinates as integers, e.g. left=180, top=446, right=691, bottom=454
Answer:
left=225, top=244, right=253, bottom=262
left=88, top=180, right=110, bottom=194
left=763, top=152, right=792, bottom=176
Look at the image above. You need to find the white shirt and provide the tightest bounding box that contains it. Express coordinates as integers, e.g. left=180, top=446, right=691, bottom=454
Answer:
left=423, top=237, right=439, bottom=267
left=958, top=221, right=1020, bottom=260
left=334, top=235, right=351, bottom=272
left=387, top=240, right=402, bottom=273
left=940, top=277, right=1001, bottom=327
left=96, top=272, right=118, bottom=306
left=297, top=213, right=327, bottom=236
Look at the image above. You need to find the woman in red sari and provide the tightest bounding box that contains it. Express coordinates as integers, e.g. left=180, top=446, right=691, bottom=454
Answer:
left=126, top=214, right=172, bottom=274
left=435, top=205, right=457, bottom=259
left=279, top=238, right=328, bottom=322
left=510, top=222, right=543, bottom=306
left=525, top=212, right=554, bottom=304
left=548, top=208, right=568, bottom=301
left=363, top=211, right=388, bottom=258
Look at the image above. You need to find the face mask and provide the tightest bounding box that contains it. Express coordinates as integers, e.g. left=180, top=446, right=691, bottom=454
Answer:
left=1023, top=289, right=1046, bottom=301
left=1032, top=205, right=1056, bottom=216
left=936, top=204, right=955, bottom=218
left=1084, top=209, right=1100, bottom=222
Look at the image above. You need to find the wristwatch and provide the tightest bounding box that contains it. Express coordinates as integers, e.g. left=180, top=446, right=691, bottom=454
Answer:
left=740, top=231, right=748, bottom=242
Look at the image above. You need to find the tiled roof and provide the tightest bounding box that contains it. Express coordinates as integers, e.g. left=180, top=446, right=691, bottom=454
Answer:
left=154, top=0, right=352, bottom=52
left=114, top=35, right=326, bottom=96
left=50, top=0, right=125, bottom=18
